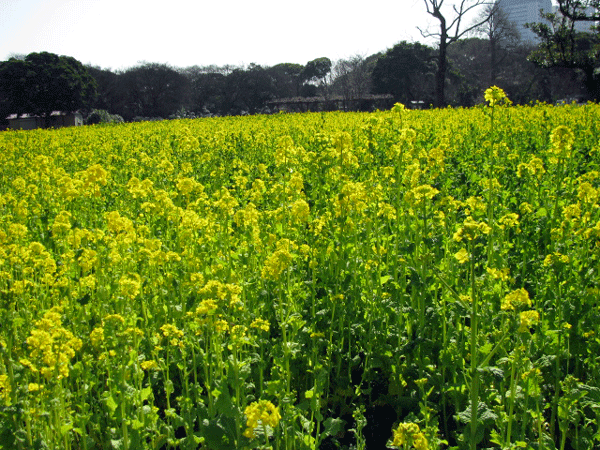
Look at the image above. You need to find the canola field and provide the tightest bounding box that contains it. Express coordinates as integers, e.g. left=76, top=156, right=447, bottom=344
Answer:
left=1, top=90, right=600, bottom=450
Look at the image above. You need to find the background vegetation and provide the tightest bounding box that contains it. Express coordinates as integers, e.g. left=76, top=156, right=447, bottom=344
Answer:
left=1, top=0, right=599, bottom=125
left=1, top=95, right=599, bottom=449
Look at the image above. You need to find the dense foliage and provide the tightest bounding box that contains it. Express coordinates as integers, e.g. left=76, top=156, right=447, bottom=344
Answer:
left=1, top=96, right=600, bottom=450
left=0, top=52, right=97, bottom=121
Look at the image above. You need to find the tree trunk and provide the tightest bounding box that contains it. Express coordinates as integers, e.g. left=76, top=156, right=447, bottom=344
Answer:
left=490, top=37, right=497, bottom=85
left=583, top=66, right=600, bottom=101
left=436, top=37, right=448, bottom=107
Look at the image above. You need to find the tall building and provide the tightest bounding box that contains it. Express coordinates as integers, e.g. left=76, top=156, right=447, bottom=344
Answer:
left=497, top=0, right=554, bottom=43
left=567, top=6, right=597, bottom=33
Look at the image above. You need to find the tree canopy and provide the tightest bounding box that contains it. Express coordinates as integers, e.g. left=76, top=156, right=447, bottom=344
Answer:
left=526, top=8, right=600, bottom=100
left=0, top=52, right=97, bottom=120
left=372, top=41, right=436, bottom=105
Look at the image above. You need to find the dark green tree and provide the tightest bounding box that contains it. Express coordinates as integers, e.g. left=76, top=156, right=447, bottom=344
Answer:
left=556, top=0, right=600, bottom=22
left=526, top=7, right=600, bottom=100
left=372, top=41, right=436, bottom=105
left=301, top=57, right=332, bottom=90
left=118, top=62, right=189, bottom=120
left=0, top=52, right=97, bottom=121
left=267, top=63, right=304, bottom=98
left=222, top=64, right=274, bottom=115
left=86, top=65, right=122, bottom=113
left=180, top=67, right=227, bottom=116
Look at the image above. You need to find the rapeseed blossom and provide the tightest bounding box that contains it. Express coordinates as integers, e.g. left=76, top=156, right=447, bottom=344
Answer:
left=290, top=198, right=310, bottom=223
left=484, top=86, right=510, bottom=107
left=550, top=125, right=575, bottom=158
left=390, top=422, right=429, bottom=450
left=519, top=310, right=540, bottom=333
left=25, top=307, right=83, bottom=380
left=453, top=217, right=491, bottom=242
left=250, top=318, right=270, bottom=332
left=243, top=399, right=281, bottom=439
left=501, top=288, right=532, bottom=311
left=454, top=248, right=470, bottom=264
left=0, top=374, right=10, bottom=405
left=261, top=239, right=297, bottom=281
left=543, top=252, right=570, bottom=267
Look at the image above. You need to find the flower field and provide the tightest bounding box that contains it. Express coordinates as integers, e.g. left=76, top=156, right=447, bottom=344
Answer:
left=1, top=93, right=600, bottom=450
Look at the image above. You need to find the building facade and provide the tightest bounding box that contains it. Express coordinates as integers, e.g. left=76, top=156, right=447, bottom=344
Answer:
left=6, top=111, right=83, bottom=130
left=497, top=0, right=554, bottom=42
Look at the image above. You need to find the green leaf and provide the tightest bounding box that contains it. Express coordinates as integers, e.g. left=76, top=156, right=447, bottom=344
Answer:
left=321, top=417, right=345, bottom=439
left=60, top=422, right=73, bottom=434
left=140, top=386, right=153, bottom=402
left=104, top=393, right=118, bottom=414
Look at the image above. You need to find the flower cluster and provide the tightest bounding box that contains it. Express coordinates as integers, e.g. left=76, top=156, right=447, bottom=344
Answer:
left=23, top=307, right=83, bottom=380
left=390, top=422, right=429, bottom=450
left=501, top=288, right=532, bottom=311
left=484, top=85, right=511, bottom=107
left=243, top=399, right=281, bottom=439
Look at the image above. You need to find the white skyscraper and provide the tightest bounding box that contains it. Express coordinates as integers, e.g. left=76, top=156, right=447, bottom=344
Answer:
left=497, top=0, right=554, bottom=42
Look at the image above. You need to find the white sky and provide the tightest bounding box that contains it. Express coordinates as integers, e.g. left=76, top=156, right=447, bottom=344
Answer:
left=0, top=0, right=535, bottom=71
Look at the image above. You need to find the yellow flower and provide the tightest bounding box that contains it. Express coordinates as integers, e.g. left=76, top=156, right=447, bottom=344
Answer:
left=486, top=267, right=511, bottom=282
left=391, top=422, right=429, bottom=449
left=250, top=318, right=270, bottom=332
left=51, top=210, right=73, bottom=236
left=562, top=203, right=581, bottom=222
left=176, top=177, right=199, bottom=196
left=141, top=360, right=159, bottom=371
left=160, top=324, right=184, bottom=339
left=578, top=181, right=599, bottom=204
left=290, top=198, right=310, bottom=223
left=214, top=319, right=229, bottom=333
left=119, top=273, right=142, bottom=300
left=26, top=307, right=83, bottom=380
left=196, top=299, right=219, bottom=316
left=244, top=400, right=281, bottom=439
left=392, top=102, right=406, bottom=113
left=127, top=176, right=154, bottom=199
left=543, top=252, right=570, bottom=267
left=0, top=374, right=10, bottom=403
left=498, top=213, right=520, bottom=230
left=261, top=239, right=297, bottom=281
left=501, top=288, right=532, bottom=311
left=459, top=294, right=472, bottom=304
left=453, top=217, right=491, bottom=242
left=550, top=125, right=575, bottom=158
left=519, top=310, right=540, bottom=333
left=406, top=184, right=439, bottom=207
left=484, top=85, right=510, bottom=107
left=90, top=327, right=105, bottom=348
left=28, top=383, right=42, bottom=392
left=454, top=248, right=470, bottom=264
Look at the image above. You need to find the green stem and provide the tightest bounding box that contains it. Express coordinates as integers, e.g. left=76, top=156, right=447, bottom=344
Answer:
left=506, top=350, right=518, bottom=447
left=469, top=240, right=479, bottom=450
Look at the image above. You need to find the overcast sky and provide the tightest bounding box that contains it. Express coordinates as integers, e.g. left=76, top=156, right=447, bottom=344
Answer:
left=0, top=0, right=554, bottom=71
left=0, top=0, right=446, bottom=70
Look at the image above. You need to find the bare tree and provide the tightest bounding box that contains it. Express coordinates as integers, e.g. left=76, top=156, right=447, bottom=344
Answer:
left=331, top=54, right=374, bottom=108
left=419, top=0, right=493, bottom=106
left=474, top=2, right=520, bottom=84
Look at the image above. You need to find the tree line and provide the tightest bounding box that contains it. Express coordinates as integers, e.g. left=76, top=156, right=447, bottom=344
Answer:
left=1, top=0, right=598, bottom=125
